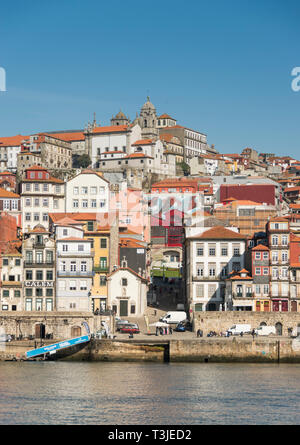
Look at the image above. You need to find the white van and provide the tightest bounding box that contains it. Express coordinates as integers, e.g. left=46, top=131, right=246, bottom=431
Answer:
left=227, top=324, right=251, bottom=336
left=160, top=311, right=187, bottom=324
left=254, top=325, right=276, bottom=336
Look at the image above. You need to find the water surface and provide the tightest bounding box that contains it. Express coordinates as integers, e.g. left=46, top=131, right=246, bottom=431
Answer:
left=0, top=362, right=299, bottom=424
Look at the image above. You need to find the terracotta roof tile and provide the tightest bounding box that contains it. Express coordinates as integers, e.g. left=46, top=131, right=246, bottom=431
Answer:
left=189, top=226, right=246, bottom=240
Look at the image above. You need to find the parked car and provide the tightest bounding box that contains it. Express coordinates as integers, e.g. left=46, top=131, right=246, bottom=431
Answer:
left=116, top=320, right=129, bottom=331
left=160, top=311, right=187, bottom=324
left=120, top=323, right=140, bottom=334
left=0, top=334, right=12, bottom=342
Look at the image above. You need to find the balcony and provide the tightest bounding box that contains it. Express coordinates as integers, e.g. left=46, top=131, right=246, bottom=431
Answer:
left=193, top=275, right=219, bottom=281
left=24, top=261, right=55, bottom=268
left=233, top=292, right=253, bottom=299
left=94, top=265, right=109, bottom=273
left=0, top=281, right=22, bottom=288
left=33, top=242, right=45, bottom=249
left=57, top=270, right=95, bottom=278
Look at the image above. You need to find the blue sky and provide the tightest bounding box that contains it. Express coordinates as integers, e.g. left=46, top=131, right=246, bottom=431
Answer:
left=0, top=0, right=299, bottom=157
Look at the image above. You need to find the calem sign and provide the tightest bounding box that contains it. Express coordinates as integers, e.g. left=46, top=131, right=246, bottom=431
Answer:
left=0, top=67, right=6, bottom=92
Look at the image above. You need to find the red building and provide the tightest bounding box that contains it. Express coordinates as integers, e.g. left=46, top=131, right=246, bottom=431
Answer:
left=220, top=184, right=277, bottom=206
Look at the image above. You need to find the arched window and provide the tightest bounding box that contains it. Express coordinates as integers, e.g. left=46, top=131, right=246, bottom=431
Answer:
left=144, top=120, right=147, bottom=128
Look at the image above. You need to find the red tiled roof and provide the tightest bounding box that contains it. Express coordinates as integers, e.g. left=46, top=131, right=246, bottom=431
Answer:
left=92, top=125, right=129, bottom=134
left=0, top=135, right=27, bottom=146
left=46, top=132, right=85, bottom=142
left=0, top=189, right=20, bottom=198
left=132, top=139, right=153, bottom=146
left=158, top=113, right=174, bottom=119
left=252, top=244, right=269, bottom=251
left=189, top=226, right=246, bottom=240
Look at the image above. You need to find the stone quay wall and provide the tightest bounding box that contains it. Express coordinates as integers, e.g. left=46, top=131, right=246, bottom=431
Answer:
left=193, top=312, right=300, bottom=336
left=0, top=312, right=95, bottom=340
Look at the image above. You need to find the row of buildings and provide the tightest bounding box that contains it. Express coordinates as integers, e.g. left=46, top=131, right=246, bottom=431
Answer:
left=1, top=98, right=300, bottom=322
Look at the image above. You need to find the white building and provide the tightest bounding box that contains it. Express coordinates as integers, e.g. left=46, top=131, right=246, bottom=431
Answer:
left=185, top=226, right=247, bottom=313
left=21, top=166, right=65, bottom=232
left=65, top=170, right=110, bottom=214
left=87, top=123, right=141, bottom=168
left=55, top=220, right=93, bottom=312
left=107, top=267, right=148, bottom=318
left=0, top=135, right=27, bottom=172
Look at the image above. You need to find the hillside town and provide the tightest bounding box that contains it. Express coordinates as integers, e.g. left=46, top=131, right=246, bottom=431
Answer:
left=1, top=96, right=300, bottom=338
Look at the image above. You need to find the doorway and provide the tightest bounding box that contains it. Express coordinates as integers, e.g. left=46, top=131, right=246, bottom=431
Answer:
left=275, top=322, right=283, bottom=336
left=71, top=326, right=81, bottom=337
left=120, top=300, right=128, bottom=317
left=35, top=323, right=45, bottom=339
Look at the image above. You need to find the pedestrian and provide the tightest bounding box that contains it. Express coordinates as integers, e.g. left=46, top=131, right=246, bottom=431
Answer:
left=251, top=329, right=255, bottom=340
left=156, top=327, right=159, bottom=336
left=170, top=326, right=173, bottom=335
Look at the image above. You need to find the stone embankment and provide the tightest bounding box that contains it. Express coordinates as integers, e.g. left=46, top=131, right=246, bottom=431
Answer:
left=2, top=336, right=300, bottom=363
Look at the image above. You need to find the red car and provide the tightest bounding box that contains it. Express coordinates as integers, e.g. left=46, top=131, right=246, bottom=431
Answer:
left=120, top=324, right=140, bottom=334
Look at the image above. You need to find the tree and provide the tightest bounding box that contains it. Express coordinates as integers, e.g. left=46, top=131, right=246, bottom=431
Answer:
left=72, top=154, right=91, bottom=169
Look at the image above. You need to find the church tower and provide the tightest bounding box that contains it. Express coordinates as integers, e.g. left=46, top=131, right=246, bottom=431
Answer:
left=139, top=96, right=158, bottom=140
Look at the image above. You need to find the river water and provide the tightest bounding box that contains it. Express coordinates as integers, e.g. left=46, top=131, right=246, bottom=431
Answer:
left=0, top=361, right=299, bottom=425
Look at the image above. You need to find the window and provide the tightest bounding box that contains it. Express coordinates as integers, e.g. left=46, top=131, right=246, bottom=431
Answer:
left=73, top=199, right=79, bottom=208
left=282, top=251, right=288, bottom=262
left=100, top=238, right=107, bottom=248
left=53, top=200, right=59, bottom=209
left=255, top=267, right=261, bottom=275
left=255, top=252, right=261, bottom=260
left=80, top=281, right=87, bottom=290
left=80, top=262, right=87, bottom=272
left=46, top=289, right=53, bottom=297
left=208, top=246, right=216, bottom=256
left=196, top=243, right=204, bottom=256
left=91, top=199, right=97, bottom=208
left=130, top=305, right=135, bottom=314
left=43, top=213, right=48, bottom=222
left=36, top=288, right=43, bottom=297
left=209, top=266, right=216, bottom=277
left=26, top=270, right=33, bottom=280
left=2, top=258, right=8, bottom=266
left=3, top=290, right=9, bottom=298
left=263, top=252, right=269, bottom=260
left=122, top=278, right=128, bottom=286
left=99, top=200, right=106, bottom=208
left=25, top=299, right=32, bottom=311
left=100, top=257, right=107, bottom=268
left=42, top=198, right=48, bottom=207
left=46, top=270, right=53, bottom=280
left=25, top=198, right=31, bottom=206
left=69, top=281, right=76, bottom=290
left=78, top=244, right=84, bottom=252
left=272, top=236, right=278, bottom=246
left=82, top=199, right=88, bottom=208
left=25, top=213, right=31, bottom=221
left=62, top=244, right=68, bottom=252
left=87, top=222, right=94, bottom=231
left=263, top=268, right=269, bottom=275
left=282, top=236, right=288, bottom=246
left=73, top=186, right=79, bottom=195
left=70, top=262, right=77, bottom=272
left=91, top=187, right=97, bottom=195
left=81, top=187, right=88, bottom=194
left=55, top=185, right=61, bottom=194
left=221, top=247, right=228, bottom=256
left=34, top=213, right=40, bottom=222
left=43, top=184, right=48, bottom=192
left=15, top=259, right=21, bottom=266
left=36, top=299, right=43, bottom=311
left=196, top=264, right=204, bottom=276
left=46, top=299, right=53, bottom=311
left=14, top=290, right=21, bottom=298
left=263, top=285, right=269, bottom=295
left=255, top=285, right=261, bottom=295
left=100, top=276, right=106, bottom=286
left=36, top=270, right=43, bottom=280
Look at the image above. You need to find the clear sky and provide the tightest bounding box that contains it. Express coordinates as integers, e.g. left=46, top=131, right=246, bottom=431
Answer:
left=0, top=0, right=299, bottom=157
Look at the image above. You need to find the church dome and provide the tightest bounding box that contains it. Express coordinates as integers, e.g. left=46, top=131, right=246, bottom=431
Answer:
left=141, top=96, right=156, bottom=111
left=115, top=110, right=127, bottom=119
